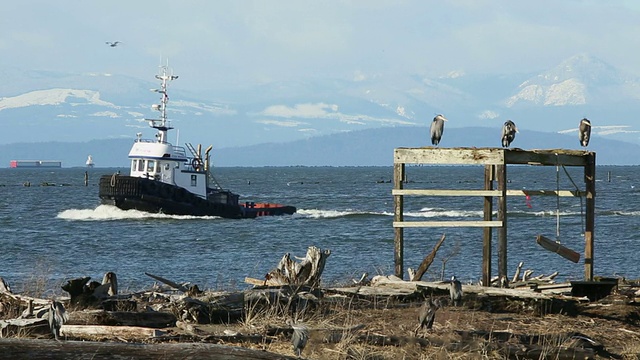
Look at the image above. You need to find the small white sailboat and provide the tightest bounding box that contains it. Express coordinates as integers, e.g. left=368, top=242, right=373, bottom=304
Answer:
left=86, top=155, right=95, bottom=168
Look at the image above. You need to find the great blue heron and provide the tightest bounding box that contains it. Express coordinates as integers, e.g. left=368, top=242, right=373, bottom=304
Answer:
left=287, top=319, right=309, bottom=358
left=415, top=297, right=438, bottom=334
left=47, top=300, right=69, bottom=340
left=501, top=120, right=518, bottom=148
left=579, top=118, right=592, bottom=147
left=101, top=271, right=118, bottom=296
left=429, top=114, right=448, bottom=146
left=105, top=41, right=121, bottom=47
left=450, top=276, right=463, bottom=307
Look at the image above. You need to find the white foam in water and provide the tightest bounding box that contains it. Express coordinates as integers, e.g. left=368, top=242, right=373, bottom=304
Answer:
left=57, top=204, right=220, bottom=221
left=296, top=208, right=385, bottom=219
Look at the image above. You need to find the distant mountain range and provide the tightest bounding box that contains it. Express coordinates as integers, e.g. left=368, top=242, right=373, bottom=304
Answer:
left=0, top=126, right=637, bottom=167
left=1, top=53, right=640, bottom=153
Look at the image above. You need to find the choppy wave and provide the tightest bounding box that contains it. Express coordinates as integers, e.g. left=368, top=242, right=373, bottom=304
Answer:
left=600, top=210, right=640, bottom=216
left=295, top=209, right=388, bottom=219
left=57, top=205, right=219, bottom=221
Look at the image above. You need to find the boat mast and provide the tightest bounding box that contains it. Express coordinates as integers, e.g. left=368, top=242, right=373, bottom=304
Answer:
left=147, top=65, right=178, bottom=144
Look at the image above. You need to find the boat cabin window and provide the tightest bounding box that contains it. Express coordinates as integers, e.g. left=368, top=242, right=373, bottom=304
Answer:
left=137, top=160, right=144, bottom=172
left=191, top=175, right=197, bottom=187
left=147, top=160, right=156, bottom=173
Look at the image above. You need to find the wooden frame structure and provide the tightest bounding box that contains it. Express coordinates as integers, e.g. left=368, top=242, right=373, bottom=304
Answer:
left=393, top=147, right=596, bottom=286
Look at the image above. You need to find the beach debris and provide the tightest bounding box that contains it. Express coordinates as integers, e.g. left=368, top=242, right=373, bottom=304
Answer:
left=248, top=246, right=331, bottom=288
left=410, top=234, right=446, bottom=282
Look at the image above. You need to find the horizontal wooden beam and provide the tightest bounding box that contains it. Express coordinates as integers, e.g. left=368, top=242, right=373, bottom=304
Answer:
left=393, top=220, right=503, bottom=228
left=504, top=149, right=591, bottom=166
left=393, top=147, right=594, bottom=167
left=392, top=189, right=585, bottom=197
left=394, top=147, right=505, bottom=165
left=506, top=189, right=586, bottom=197
left=393, top=189, right=502, bottom=196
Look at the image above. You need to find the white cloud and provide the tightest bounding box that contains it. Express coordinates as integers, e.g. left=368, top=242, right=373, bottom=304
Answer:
left=478, top=110, right=500, bottom=120
left=558, top=125, right=640, bottom=136
left=91, top=111, right=120, bottom=118
left=256, top=119, right=305, bottom=127
left=0, top=89, right=115, bottom=111
left=260, top=103, right=337, bottom=118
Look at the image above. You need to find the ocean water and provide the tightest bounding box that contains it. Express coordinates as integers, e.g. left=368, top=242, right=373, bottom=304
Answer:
left=0, top=165, right=638, bottom=294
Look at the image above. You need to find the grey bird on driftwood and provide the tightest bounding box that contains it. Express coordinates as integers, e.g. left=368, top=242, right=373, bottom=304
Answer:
left=429, top=114, right=448, bottom=146
left=47, top=299, right=69, bottom=340
left=450, top=276, right=463, bottom=307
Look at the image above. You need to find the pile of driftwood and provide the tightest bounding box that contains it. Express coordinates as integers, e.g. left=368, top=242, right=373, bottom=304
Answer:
left=0, top=245, right=624, bottom=360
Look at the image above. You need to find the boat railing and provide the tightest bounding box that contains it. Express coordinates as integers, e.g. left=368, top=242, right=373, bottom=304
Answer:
left=132, top=139, right=187, bottom=158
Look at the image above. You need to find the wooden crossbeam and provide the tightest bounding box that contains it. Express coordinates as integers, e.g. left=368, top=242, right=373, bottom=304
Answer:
left=392, top=189, right=585, bottom=197
left=393, top=220, right=503, bottom=228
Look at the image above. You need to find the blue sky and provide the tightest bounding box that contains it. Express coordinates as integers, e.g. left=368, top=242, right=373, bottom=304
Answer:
left=3, top=1, right=640, bottom=90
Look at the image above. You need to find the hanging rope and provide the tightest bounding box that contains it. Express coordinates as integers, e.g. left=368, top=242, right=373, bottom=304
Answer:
left=555, top=155, right=560, bottom=241
left=561, top=165, right=585, bottom=236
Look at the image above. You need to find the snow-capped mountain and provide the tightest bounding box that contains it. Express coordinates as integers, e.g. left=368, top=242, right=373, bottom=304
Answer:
left=505, top=53, right=640, bottom=107
left=0, top=53, right=639, bottom=150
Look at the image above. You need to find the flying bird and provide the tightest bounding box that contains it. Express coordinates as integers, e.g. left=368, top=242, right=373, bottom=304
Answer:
left=579, top=118, right=592, bottom=147
left=449, top=276, right=463, bottom=307
left=415, top=297, right=438, bottom=334
left=287, top=319, right=309, bottom=358
left=430, top=114, right=448, bottom=146
left=47, top=300, right=69, bottom=341
left=105, top=41, right=121, bottom=47
left=501, top=120, right=519, bottom=148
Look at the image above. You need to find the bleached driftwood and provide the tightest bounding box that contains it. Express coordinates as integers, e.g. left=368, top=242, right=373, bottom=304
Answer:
left=60, top=324, right=165, bottom=340
left=512, top=262, right=524, bottom=283
left=0, top=318, right=49, bottom=338
left=259, top=246, right=331, bottom=287
left=411, top=234, right=446, bottom=281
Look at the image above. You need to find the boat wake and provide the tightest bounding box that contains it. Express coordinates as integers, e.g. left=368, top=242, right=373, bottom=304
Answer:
left=295, top=209, right=389, bottom=219
left=57, top=205, right=220, bottom=221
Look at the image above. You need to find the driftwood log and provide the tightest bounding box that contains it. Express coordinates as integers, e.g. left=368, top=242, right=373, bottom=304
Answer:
left=257, top=246, right=331, bottom=287
left=0, top=339, right=299, bottom=360
left=410, top=234, right=446, bottom=281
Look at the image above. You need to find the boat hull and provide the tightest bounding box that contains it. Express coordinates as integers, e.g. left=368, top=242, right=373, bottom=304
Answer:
left=98, top=175, right=295, bottom=219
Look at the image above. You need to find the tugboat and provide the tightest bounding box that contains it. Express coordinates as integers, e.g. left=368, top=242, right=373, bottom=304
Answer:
left=98, top=65, right=296, bottom=219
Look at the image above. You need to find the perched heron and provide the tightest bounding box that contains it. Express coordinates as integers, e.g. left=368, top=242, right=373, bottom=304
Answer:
left=416, top=297, right=438, bottom=333
left=47, top=300, right=69, bottom=340
left=501, top=120, right=519, bottom=148
left=287, top=319, right=309, bottom=358
left=101, top=271, right=118, bottom=296
left=429, top=114, right=448, bottom=146
left=579, top=118, right=592, bottom=147
left=105, top=41, right=121, bottom=47
left=449, top=276, right=463, bottom=307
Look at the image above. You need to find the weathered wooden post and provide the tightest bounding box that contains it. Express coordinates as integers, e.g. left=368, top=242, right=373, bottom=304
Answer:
left=84, top=171, right=89, bottom=186
left=393, top=162, right=405, bottom=279
left=496, top=164, right=507, bottom=280
left=584, top=153, right=596, bottom=281
left=482, top=165, right=494, bottom=286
